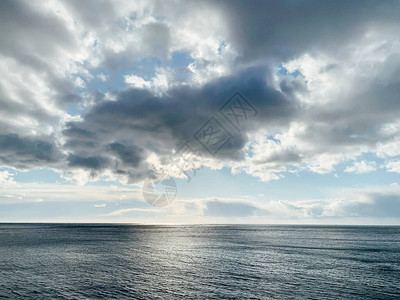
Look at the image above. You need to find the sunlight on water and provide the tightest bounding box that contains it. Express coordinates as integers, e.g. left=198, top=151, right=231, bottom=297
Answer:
left=0, top=224, right=399, bottom=299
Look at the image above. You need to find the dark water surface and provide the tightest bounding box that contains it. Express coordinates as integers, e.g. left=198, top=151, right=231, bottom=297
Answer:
left=0, top=224, right=399, bottom=299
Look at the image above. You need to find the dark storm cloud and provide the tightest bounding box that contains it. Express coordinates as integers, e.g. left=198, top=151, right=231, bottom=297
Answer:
left=211, top=0, right=400, bottom=63
left=67, top=154, right=109, bottom=170
left=107, top=143, right=143, bottom=168
left=62, top=123, right=98, bottom=150
left=0, top=134, right=63, bottom=169
left=62, top=65, right=298, bottom=180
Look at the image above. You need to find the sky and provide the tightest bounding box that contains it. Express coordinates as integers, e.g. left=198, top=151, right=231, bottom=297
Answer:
left=1, top=0, right=400, bottom=224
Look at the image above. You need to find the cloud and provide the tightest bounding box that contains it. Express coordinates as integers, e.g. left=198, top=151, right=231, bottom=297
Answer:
left=0, top=134, right=63, bottom=169
left=0, top=170, right=15, bottom=185
left=60, top=65, right=298, bottom=183
left=345, top=160, right=377, bottom=174
left=1, top=178, right=399, bottom=223
left=0, top=181, right=142, bottom=204
left=339, top=195, right=400, bottom=218
left=124, top=75, right=151, bottom=89
left=1, top=0, right=400, bottom=191
left=140, top=186, right=400, bottom=222
left=385, top=160, right=400, bottom=173
left=124, top=68, right=173, bottom=95
left=101, top=207, right=160, bottom=216
left=204, top=199, right=268, bottom=217
left=212, top=0, right=400, bottom=63
left=67, top=154, right=109, bottom=170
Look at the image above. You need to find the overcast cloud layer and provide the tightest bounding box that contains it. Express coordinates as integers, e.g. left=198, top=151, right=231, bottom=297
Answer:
left=1, top=0, right=400, bottom=222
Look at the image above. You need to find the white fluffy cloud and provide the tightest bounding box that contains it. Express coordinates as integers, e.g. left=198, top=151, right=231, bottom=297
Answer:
left=385, top=160, right=400, bottom=174
left=345, top=160, right=377, bottom=174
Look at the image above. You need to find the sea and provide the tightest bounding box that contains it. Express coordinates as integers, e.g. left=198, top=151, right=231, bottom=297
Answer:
left=0, top=224, right=399, bottom=299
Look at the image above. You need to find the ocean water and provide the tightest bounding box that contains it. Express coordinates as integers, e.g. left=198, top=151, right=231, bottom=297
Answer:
left=0, top=224, right=399, bottom=299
